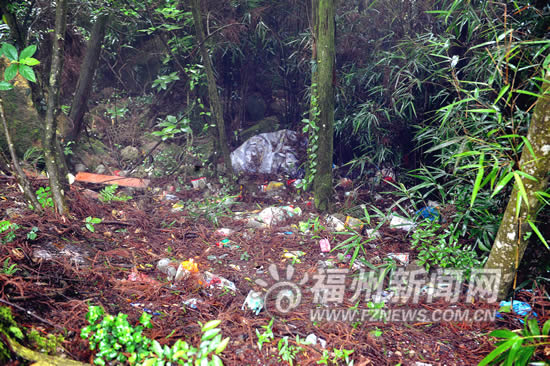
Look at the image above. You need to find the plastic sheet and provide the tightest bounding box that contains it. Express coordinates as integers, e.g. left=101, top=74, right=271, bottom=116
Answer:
left=230, top=129, right=304, bottom=177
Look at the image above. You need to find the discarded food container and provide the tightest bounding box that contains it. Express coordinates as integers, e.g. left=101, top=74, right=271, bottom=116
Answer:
left=191, top=177, right=207, bottom=190
left=416, top=206, right=440, bottom=221
left=387, top=253, right=409, bottom=265
left=319, top=238, right=331, bottom=253
left=242, top=290, right=264, bottom=315
left=202, top=271, right=237, bottom=292
left=325, top=215, right=346, bottom=232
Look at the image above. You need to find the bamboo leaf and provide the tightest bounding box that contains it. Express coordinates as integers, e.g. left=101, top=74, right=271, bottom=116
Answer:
left=492, top=171, right=514, bottom=197
left=527, top=219, right=549, bottom=250
left=513, top=172, right=530, bottom=210
left=471, top=153, right=485, bottom=207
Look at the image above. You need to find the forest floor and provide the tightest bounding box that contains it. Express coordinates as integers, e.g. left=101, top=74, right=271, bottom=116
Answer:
left=0, top=173, right=547, bottom=365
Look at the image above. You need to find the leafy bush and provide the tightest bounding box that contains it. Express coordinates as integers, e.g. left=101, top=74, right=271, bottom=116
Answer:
left=0, top=220, right=19, bottom=243
left=81, top=305, right=229, bottom=366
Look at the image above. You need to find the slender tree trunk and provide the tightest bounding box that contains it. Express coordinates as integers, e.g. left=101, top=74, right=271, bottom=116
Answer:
left=484, top=70, right=550, bottom=299
left=43, top=0, right=69, bottom=215
left=0, top=99, right=42, bottom=211
left=313, top=0, right=335, bottom=211
left=66, top=13, right=109, bottom=142
left=190, top=0, right=233, bottom=174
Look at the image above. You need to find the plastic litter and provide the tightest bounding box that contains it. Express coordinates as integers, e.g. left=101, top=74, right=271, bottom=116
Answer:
left=230, top=129, right=304, bottom=177
left=387, top=253, right=409, bottom=265
left=496, top=300, right=537, bottom=321
left=242, top=290, right=264, bottom=315
left=191, top=177, right=207, bottom=190
left=157, top=258, right=178, bottom=281
left=305, top=333, right=327, bottom=348
left=416, top=206, right=440, bottom=221
left=345, top=216, right=363, bottom=231
left=175, top=259, right=199, bottom=281
left=325, top=215, right=346, bottom=232
left=183, top=298, right=201, bottom=310
left=389, top=214, right=415, bottom=231
left=258, top=205, right=302, bottom=226
left=283, top=250, right=305, bottom=263
left=202, top=271, right=237, bottom=292
left=319, top=238, right=331, bottom=253
left=260, top=181, right=285, bottom=192
left=215, top=228, right=235, bottom=237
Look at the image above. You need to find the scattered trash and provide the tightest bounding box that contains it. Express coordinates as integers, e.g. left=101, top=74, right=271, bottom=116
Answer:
left=337, top=177, right=353, bottom=190
left=389, top=214, right=415, bottom=231
left=130, top=303, right=162, bottom=316
left=283, top=250, right=305, bottom=263
left=260, top=181, right=285, bottom=192
left=216, top=238, right=231, bottom=247
left=258, top=206, right=302, bottom=226
left=229, top=264, right=241, bottom=271
left=496, top=300, right=537, bottom=321
left=371, top=290, right=395, bottom=303
left=416, top=206, right=440, bottom=221
left=364, top=228, right=381, bottom=239
left=387, top=253, right=409, bottom=265
left=203, top=271, right=237, bottom=292
left=286, top=178, right=302, bottom=188
left=242, top=290, right=264, bottom=315
left=157, top=258, right=177, bottom=280
left=175, top=259, right=199, bottom=281
left=191, top=177, right=207, bottom=190
left=319, top=238, right=331, bottom=253
left=162, top=193, right=178, bottom=201
left=305, top=333, right=327, bottom=348
left=215, top=228, right=235, bottom=237
left=183, top=298, right=202, bottom=310
left=345, top=216, right=363, bottom=231
left=171, top=202, right=184, bottom=212
left=415, top=362, right=433, bottom=366
left=230, top=129, right=304, bottom=177
left=325, top=214, right=346, bottom=232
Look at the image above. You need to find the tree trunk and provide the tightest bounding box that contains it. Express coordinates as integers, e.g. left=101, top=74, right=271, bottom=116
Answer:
left=484, top=70, right=550, bottom=299
left=313, top=0, right=335, bottom=212
left=43, top=0, right=69, bottom=215
left=66, top=13, right=109, bottom=142
left=0, top=99, right=42, bottom=211
left=191, top=0, right=233, bottom=175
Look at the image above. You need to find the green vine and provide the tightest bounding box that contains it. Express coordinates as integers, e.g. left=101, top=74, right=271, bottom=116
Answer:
left=299, top=83, right=320, bottom=191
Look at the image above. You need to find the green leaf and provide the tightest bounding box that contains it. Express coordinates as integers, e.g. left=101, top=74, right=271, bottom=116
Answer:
left=470, top=153, right=484, bottom=207
left=4, top=64, right=18, bottom=81
left=0, top=81, right=13, bottom=90
left=20, top=57, right=40, bottom=66
left=201, top=328, right=221, bottom=341
left=542, top=319, right=550, bottom=336
left=526, top=318, right=540, bottom=336
left=215, top=337, right=230, bottom=354
left=492, top=171, right=514, bottom=197
left=2, top=43, right=18, bottom=61
left=19, top=45, right=37, bottom=59
left=513, top=172, right=530, bottom=210
left=201, top=320, right=221, bottom=332
left=478, top=339, right=516, bottom=366
left=489, top=329, right=517, bottom=339
left=18, top=65, right=36, bottom=83
left=526, top=219, right=549, bottom=250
